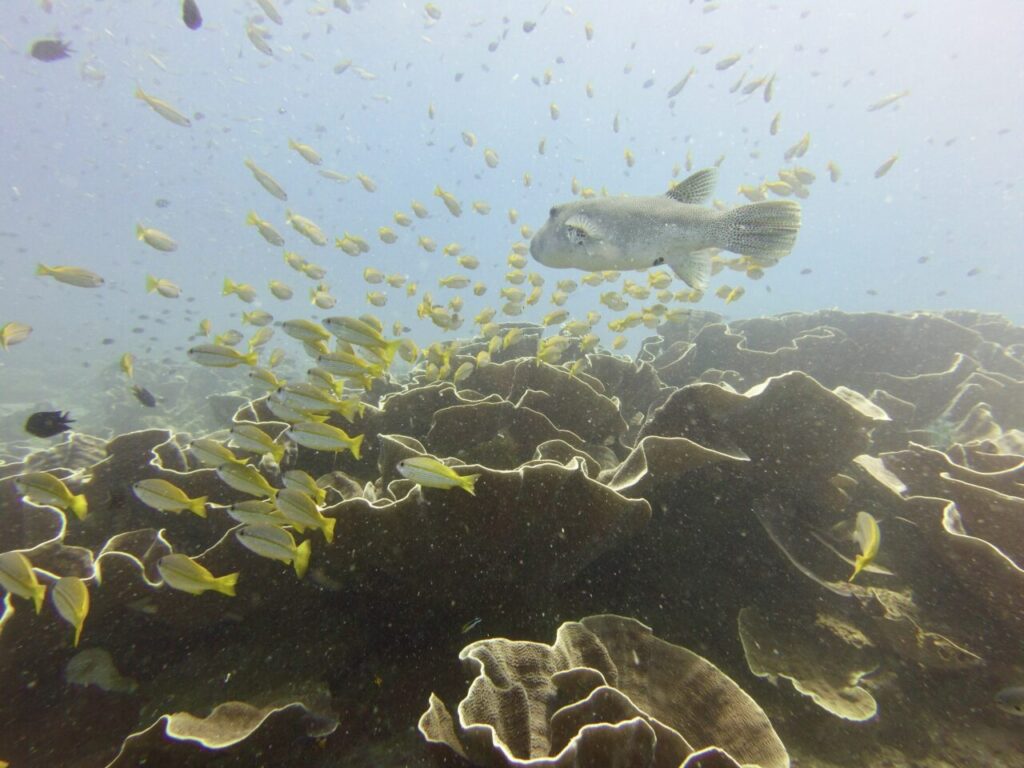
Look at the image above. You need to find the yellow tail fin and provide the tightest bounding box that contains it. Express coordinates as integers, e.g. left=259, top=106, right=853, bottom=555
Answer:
left=322, top=516, right=336, bottom=544
left=189, top=497, right=208, bottom=518
left=460, top=473, right=480, bottom=496
left=293, top=539, right=312, bottom=579
left=70, top=494, right=88, bottom=521
left=32, top=584, right=46, bottom=614
left=349, top=433, right=364, bottom=461
left=215, top=572, right=239, bottom=597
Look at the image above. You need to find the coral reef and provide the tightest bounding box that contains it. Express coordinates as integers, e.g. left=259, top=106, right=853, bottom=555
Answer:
left=1, top=310, right=1023, bottom=767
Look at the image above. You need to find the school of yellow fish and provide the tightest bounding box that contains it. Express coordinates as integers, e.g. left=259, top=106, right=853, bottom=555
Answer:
left=0, top=0, right=909, bottom=647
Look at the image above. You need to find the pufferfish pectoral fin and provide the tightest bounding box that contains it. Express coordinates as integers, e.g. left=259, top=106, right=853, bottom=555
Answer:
left=666, top=250, right=712, bottom=291
left=665, top=167, right=719, bottom=205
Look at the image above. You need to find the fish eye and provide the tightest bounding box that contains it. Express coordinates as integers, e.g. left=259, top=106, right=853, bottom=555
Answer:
left=549, top=206, right=559, bottom=218
left=565, top=225, right=587, bottom=246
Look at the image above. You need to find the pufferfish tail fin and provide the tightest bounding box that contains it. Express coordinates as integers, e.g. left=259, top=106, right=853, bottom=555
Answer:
left=714, top=200, right=802, bottom=261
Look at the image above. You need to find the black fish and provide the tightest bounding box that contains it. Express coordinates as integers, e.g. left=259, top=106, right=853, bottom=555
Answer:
left=182, top=0, right=202, bottom=30
left=132, top=385, right=157, bottom=408
left=25, top=410, right=74, bottom=438
left=30, top=39, right=73, bottom=62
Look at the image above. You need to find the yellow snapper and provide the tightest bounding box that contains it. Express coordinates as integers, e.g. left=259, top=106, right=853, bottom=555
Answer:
left=146, top=275, right=180, bottom=298
left=244, top=158, right=288, bottom=200
left=136, top=224, right=178, bottom=252
left=132, top=478, right=207, bottom=518
left=216, top=462, right=277, bottom=498
left=134, top=86, right=191, bottom=127
left=189, top=438, right=245, bottom=469
left=36, top=264, right=104, bottom=288
left=284, top=422, right=364, bottom=458
left=269, top=280, right=294, bottom=300
left=288, top=138, right=322, bottom=165
left=1, top=321, right=32, bottom=349
left=0, top=551, right=47, bottom=613
left=187, top=344, right=258, bottom=368
left=229, top=424, right=285, bottom=462
left=227, top=500, right=289, bottom=528
left=223, top=278, right=258, bottom=303
left=276, top=382, right=360, bottom=419
left=157, top=554, right=238, bottom=596
left=275, top=488, right=336, bottom=543
left=235, top=524, right=312, bottom=579
left=14, top=471, right=88, bottom=519
left=848, top=511, right=881, bottom=582
left=282, top=469, right=327, bottom=505
left=286, top=210, right=327, bottom=246
left=246, top=211, right=285, bottom=245
left=397, top=456, right=479, bottom=495
left=51, top=576, right=90, bottom=646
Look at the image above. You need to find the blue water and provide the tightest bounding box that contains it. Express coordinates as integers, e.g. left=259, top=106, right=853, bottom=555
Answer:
left=0, top=0, right=1021, bottom=396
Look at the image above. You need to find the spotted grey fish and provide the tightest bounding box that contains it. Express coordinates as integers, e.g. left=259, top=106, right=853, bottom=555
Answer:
left=529, top=168, right=802, bottom=290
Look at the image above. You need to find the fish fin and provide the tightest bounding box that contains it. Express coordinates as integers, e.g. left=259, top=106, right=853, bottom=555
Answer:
left=349, top=433, right=364, bottom=461
left=222, top=277, right=236, bottom=295
left=848, top=554, right=869, bottom=582
left=666, top=167, right=719, bottom=204
left=322, top=516, right=336, bottom=544
left=713, top=200, right=802, bottom=259
left=35, top=263, right=52, bottom=276
left=32, top=584, right=46, bottom=614
left=70, top=494, right=88, bottom=521
left=73, top=621, right=84, bottom=647
left=216, top=572, right=239, bottom=597
left=460, top=473, right=481, bottom=496
left=294, top=539, right=312, bottom=579
left=666, top=251, right=712, bottom=291
left=190, top=497, right=208, bottom=518
left=146, top=275, right=158, bottom=293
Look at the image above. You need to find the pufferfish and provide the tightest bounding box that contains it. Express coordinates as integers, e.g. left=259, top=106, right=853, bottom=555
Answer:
left=529, top=168, right=802, bottom=291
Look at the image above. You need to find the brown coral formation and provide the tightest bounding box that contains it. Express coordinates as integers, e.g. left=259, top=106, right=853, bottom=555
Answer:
left=420, top=615, right=789, bottom=768
left=1, top=310, right=1024, bottom=767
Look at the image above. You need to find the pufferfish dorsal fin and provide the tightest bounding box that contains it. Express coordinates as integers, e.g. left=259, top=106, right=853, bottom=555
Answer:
left=564, top=213, right=602, bottom=245
left=665, top=167, right=719, bottom=205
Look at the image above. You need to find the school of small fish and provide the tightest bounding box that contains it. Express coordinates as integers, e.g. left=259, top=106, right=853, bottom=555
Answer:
left=0, top=0, right=1006, bottom=688
left=1, top=0, right=947, bottom=392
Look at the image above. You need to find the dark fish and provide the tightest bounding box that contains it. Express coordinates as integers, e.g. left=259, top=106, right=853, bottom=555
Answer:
left=132, top=385, right=157, bottom=408
left=25, top=410, right=74, bottom=438
left=30, top=39, right=73, bottom=62
left=183, top=0, right=203, bottom=30
left=155, top=198, right=171, bottom=208
left=996, top=686, right=1024, bottom=716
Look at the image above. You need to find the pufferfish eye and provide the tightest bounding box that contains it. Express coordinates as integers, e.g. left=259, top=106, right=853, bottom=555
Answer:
left=565, top=225, right=588, bottom=246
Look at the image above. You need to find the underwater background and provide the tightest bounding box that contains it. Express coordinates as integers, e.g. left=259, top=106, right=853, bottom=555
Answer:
left=1, top=1, right=1023, bottom=767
